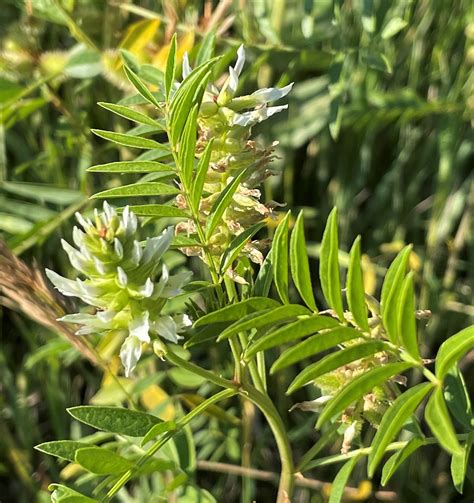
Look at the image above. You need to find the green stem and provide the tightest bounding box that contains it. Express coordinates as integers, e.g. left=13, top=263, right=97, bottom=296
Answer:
left=223, top=277, right=266, bottom=392
left=165, top=349, right=294, bottom=502
left=104, top=388, right=236, bottom=500
left=303, top=434, right=469, bottom=471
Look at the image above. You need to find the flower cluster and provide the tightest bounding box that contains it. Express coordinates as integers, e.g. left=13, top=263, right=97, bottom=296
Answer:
left=175, top=47, right=293, bottom=277
left=46, top=202, right=191, bottom=376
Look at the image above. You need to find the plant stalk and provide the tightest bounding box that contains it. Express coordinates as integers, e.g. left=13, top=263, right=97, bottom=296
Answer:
left=165, top=349, right=294, bottom=502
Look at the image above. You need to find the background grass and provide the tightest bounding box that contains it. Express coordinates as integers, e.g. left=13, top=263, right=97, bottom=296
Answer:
left=0, top=1, right=472, bottom=501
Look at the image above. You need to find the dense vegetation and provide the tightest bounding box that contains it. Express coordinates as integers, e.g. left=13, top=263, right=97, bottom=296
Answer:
left=0, top=1, right=472, bottom=502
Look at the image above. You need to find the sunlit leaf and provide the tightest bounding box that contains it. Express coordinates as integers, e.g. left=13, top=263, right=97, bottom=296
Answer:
left=435, top=326, right=474, bottom=380
left=141, top=421, right=177, bottom=446
left=287, top=341, right=389, bottom=394
left=347, top=236, right=369, bottom=331
left=319, top=208, right=344, bottom=320
left=425, top=386, right=463, bottom=455
left=67, top=406, right=162, bottom=436
left=290, top=211, right=317, bottom=311
left=124, top=65, right=161, bottom=108
left=380, top=245, right=412, bottom=344
left=75, top=446, right=132, bottom=475
left=194, top=297, right=280, bottom=327
left=217, top=304, right=310, bottom=342
left=87, top=161, right=172, bottom=173
left=91, top=129, right=167, bottom=150
left=205, top=169, right=246, bottom=238
left=35, top=440, right=90, bottom=463
left=272, top=212, right=291, bottom=304
left=165, top=34, right=177, bottom=99
left=247, top=315, right=339, bottom=361
left=381, top=437, right=425, bottom=486
left=396, top=272, right=420, bottom=359
left=368, top=382, right=433, bottom=476
left=450, top=432, right=473, bottom=493
left=271, top=326, right=361, bottom=373
left=98, top=102, right=163, bottom=127
left=126, top=204, right=187, bottom=218
left=221, top=222, right=265, bottom=272
left=328, top=454, right=362, bottom=503
left=191, top=139, right=214, bottom=211
left=179, top=104, right=199, bottom=188
left=91, top=182, right=179, bottom=199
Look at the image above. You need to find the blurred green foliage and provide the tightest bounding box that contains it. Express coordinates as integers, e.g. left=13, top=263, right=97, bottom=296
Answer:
left=0, top=0, right=472, bottom=501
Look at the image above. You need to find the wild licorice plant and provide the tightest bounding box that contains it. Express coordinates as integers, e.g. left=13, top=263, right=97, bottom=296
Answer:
left=38, top=39, right=473, bottom=502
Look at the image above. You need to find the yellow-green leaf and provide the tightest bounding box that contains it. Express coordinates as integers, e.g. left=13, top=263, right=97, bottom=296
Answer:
left=425, top=386, right=463, bottom=456
left=91, top=129, right=166, bottom=150
left=290, top=211, right=317, bottom=311
left=368, top=382, right=433, bottom=476
left=91, top=182, right=179, bottom=199
left=319, top=208, right=344, bottom=320
left=87, top=161, right=172, bottom=173
left=347, top=236, right=369, bottom=332
left=271, top=326, right=361, bottom=374
left=246, top=315, right=339, bottom=361
left=272, top=212, right=291, bottom=304
left=435, top=326, right=474, bottom=380
left=397, top=272, right=420, bottom=359
left=75, top=446, right=132, bottom=475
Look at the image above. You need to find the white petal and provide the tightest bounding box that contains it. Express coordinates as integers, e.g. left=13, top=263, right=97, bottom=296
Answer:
left=114, top=238, right=124, bottom=259
left=72, top=226, right=85, bottom=248
left=129, top=211, right=138, bottom=234
left=128, top=311, right=150, bottom=342
left=152, top=315, right=179, bottom=343
left=142, top=226, right=174, bottom=264
left=228, top=66, right=239, bottom=94
left=46, top=269, right=83, bottom=297
left=131, top=240, right=142, bottom=265
left=138, top=277, right=154, bottom=298
left=103, top=201, right=114, bottom=223
left=94, top=257, right=106, bottom=275
left=251, top=82, right=293, bottom=103
left=289, top=395, right=332, bottom=412
left=233, top=104, right=288, bottom=127
left=161, top=270, right=192, bottom=297
left=117, top=266, right=128, bottom=287
left=122, top=206, right=130, bottom=229
left=61, top=239, right=88, bottom=274
left=233, top=45, right=245, bottom=76
left=96, top=309, right=116, bottom=323
left=75, top=212, right=93, bottom=231
left=120, top=335, right=142, bottom=377
left=182, top=52, right=192, bottom=79
left=174, top=313, right=192, bottom=332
